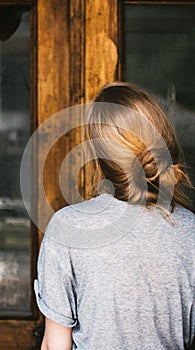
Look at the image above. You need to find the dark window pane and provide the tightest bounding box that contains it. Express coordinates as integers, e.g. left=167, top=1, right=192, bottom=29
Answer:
left=125, top=5, right=195, bottom=209
left=0, top=8, right=31, bottom=315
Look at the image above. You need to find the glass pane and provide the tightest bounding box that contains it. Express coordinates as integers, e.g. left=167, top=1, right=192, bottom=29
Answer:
left=125, top=4, right=195, bottom=210
left=0, top=8, right=31, bottom=316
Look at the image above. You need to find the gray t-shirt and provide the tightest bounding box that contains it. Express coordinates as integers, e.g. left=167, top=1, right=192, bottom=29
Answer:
left=34, top=193, right=195, bottom=350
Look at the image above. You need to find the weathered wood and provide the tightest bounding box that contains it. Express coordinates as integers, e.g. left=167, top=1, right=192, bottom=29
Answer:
left=84, top=0, right=119, bottom=198
left=0, top=321, right=38, bottom=349
left=69, top=0, right=85, bottom=204
left=37, top=0, right=71, bottom=230
left=30, top=0, right=39, bottom=323
left=85, top=0, right=118, bottom=102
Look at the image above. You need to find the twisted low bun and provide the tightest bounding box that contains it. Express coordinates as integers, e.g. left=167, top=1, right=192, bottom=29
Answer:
left=84, top=82, right=193, bottom=213
left=138, top=149, right=158, bottom=181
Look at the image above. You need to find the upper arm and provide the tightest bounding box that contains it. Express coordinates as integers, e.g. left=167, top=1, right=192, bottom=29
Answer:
left=34, top=216, right=77, bottom=349
left=34, top=232, right=77, bottom=328
left=41, top=317, right=73, bottom=350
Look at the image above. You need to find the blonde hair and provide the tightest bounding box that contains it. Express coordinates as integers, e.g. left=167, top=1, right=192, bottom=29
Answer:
left=84, top=82, right=193, bottom=212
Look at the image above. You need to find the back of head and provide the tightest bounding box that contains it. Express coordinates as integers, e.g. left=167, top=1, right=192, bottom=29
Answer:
left=84, top=82, right=193, bottom=212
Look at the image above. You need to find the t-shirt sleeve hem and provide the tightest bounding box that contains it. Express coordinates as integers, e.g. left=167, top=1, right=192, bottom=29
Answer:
left=34, top=279, right=77, bottom=328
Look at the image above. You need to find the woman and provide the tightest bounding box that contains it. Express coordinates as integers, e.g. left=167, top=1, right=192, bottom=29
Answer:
left=35, top=82, right=195, bottom=350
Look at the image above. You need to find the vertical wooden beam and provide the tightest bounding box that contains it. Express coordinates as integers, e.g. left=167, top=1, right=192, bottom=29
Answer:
left=37, top=0, right=70, bottom=230
left=69, top=0, right=85, bottom=106
left=85, top=0, right=119, bottom=102
left=38, top=0, right=70, bottom=120
left=85, top=0, right=119, bottom=198
left=37, top=0, right=120, bottom=222
left=69, top=0, right=85, bottom=204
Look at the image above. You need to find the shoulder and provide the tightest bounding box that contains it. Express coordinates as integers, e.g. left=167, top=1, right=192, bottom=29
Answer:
left=43, top=194, right=119, bottom=248
left=49, top=194, right=110, bottom=228
left=46, top=195, right=99, bottom=225
left=166, top=205, right=195, bottom=253
left=172, top=205, right=195, bottom=233
left=136, top=204, right=195, bottom=253
left=54, top=193, right=118, bottom=217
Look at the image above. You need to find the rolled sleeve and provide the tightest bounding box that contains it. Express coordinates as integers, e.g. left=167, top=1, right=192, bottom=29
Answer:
left=34, top=279, right=77, bottom=327
left=34, top=227, right=78, bottom=328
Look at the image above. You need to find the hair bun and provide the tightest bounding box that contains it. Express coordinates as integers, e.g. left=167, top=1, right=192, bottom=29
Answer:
left=137, top=149, right=158, bottom=181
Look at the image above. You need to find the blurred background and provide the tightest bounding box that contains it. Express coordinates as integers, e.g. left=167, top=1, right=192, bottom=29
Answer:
left=0, top=1, right=194, bottom=349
